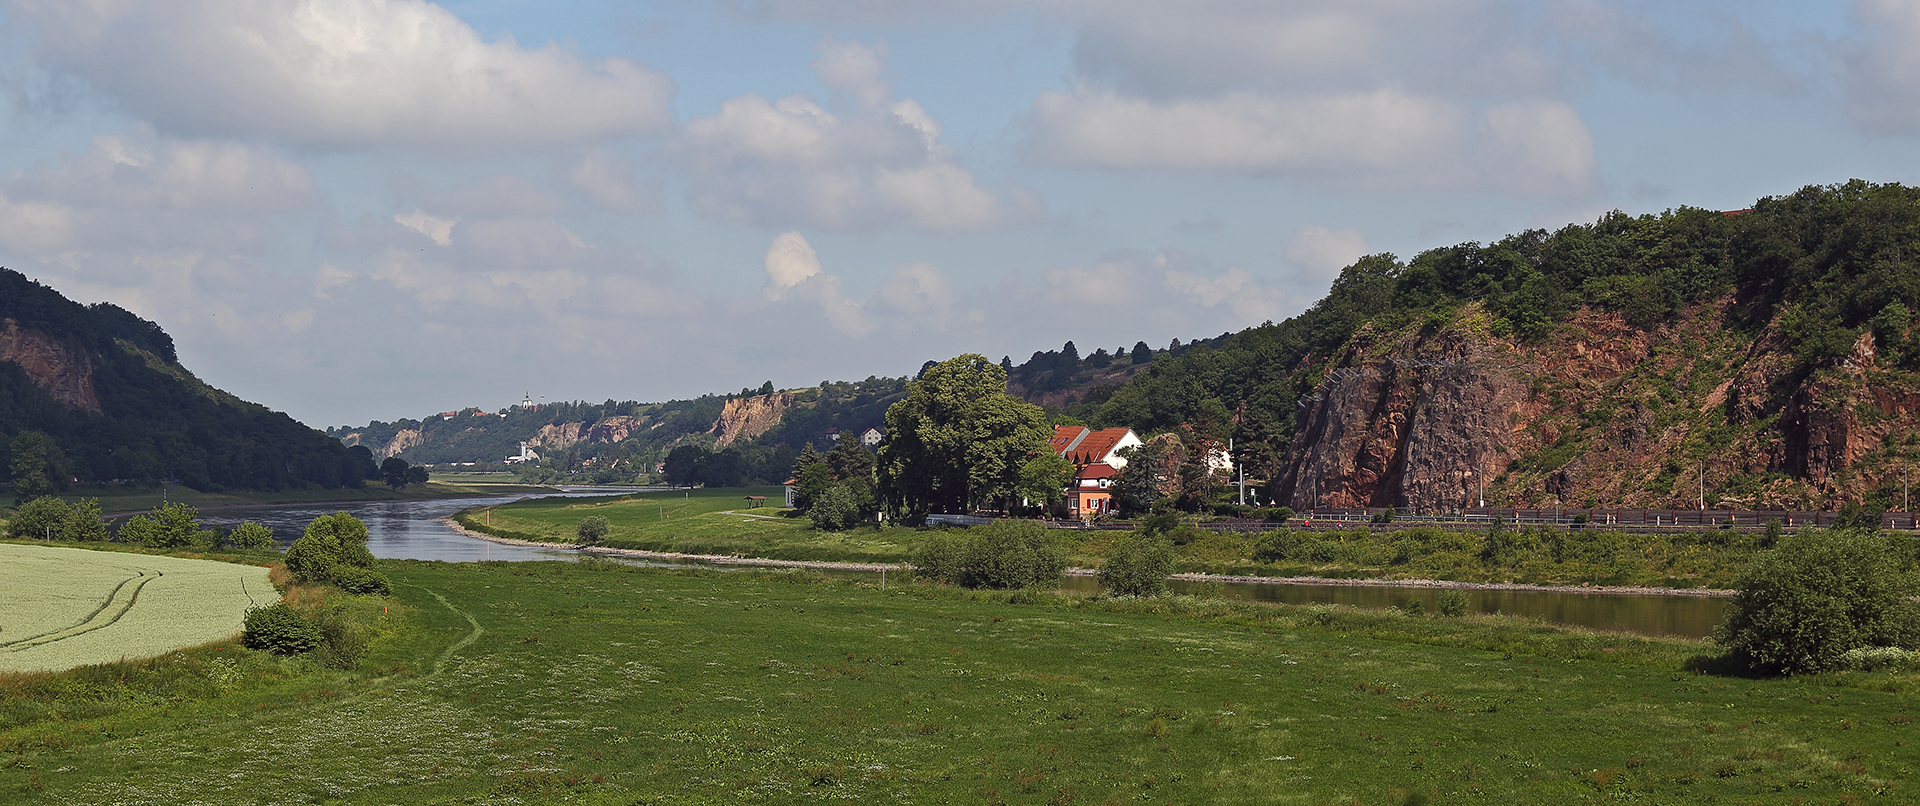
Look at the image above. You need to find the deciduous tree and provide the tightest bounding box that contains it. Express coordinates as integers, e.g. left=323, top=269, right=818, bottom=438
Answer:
left=877, top=354, right=1052, bottom=517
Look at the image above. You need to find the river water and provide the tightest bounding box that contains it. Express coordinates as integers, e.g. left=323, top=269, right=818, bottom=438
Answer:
left=197, top=489, right=1726, bottom=639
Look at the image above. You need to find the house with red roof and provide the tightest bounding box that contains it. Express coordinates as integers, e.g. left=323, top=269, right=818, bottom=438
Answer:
left=1047, top=425, right=1142, bottom=517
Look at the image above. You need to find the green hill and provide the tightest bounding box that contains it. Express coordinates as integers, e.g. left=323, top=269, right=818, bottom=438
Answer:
left=0, top=269, right=374, bottom=493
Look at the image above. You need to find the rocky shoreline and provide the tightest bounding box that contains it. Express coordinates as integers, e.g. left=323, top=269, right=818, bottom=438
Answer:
left=439, top=516, right=1734, bottom=598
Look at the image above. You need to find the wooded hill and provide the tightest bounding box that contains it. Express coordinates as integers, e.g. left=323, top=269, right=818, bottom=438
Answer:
left=0, top=269, right=374, bottom=493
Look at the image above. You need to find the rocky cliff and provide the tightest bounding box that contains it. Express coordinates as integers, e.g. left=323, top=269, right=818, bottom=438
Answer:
left=527, top=416, right=649, bottom=452
left=1276, top=299, right=1920, bottom=513
left=0, top=318, right=101, bottom=414
left=709, top=393, right=796, bottom=447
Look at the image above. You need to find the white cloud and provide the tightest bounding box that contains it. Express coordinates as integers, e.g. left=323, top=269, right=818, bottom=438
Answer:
left=5, top=0, right=675, bottom=148
left=1478, top=100, right=1597, bottom=195
left=763, top=231, right=823, bottom=299
left=394, top=210, right=457, bottom=246
left=1283, top=225, right=1370, bottom=282
left=0, top=130, right=314, bottom=257
left=565, top=149, right=658, bottom=215
left=675, top=39, right=1029, bottom=232
left=1843, top=0, right=1920, bottom=136
left=1026, top=87, right=1459, bottom=174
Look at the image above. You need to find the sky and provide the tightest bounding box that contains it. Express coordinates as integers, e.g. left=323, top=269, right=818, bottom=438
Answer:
left=0, top=0, right=1913, bottom=429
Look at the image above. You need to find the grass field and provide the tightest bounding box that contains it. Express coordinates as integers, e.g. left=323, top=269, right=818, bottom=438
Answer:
left=0, top=544, right=272, bottom=674
left=459, top=489, right=1791, bottom=589
left=0, top=555, right=1914, bottom=803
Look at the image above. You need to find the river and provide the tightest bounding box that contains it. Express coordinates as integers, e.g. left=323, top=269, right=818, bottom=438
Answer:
left=197, top=489, right=1727, bottom=639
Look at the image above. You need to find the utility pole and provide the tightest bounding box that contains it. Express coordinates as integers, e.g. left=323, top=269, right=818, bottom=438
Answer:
left=1699, top=459, right=1705, bottom=511
left=1232, top=438, right=1244, bottom=507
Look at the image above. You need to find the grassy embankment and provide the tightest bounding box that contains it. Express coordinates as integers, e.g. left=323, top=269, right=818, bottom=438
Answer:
left=460, top=489, right=1782, bottom=588
left=0, top=556, right=1914, bottom=803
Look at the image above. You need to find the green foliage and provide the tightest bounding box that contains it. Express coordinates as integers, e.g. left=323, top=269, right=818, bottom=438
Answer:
left=808, top=484, right=861, bottom=531
left=227, top=521, right=275, bottom=550
left=9, top=431, right=55, bottom=504
left=1015, top=452, right=1073, bottom=510
left=330, top=566, right=393, bottom=596
left=285, top=512, right=380, bottom=589
left=112, top=502, right=214, bottom=548
left=909, top=520, right=1066, bottom=590
left=1714, top=530, right=1920, bottom=675
left=1098, top=534, right=1174, bottom=597
left=7, top=495, right=68, bottom=539
left=241, top=602, right=321, bottom=655
left=877, top=354, right=1052, bottom=515
left=1436, top=589, right=1470, bottom=618
left=577, top=515, right=611, bottom=544
left=60, top=498, right=106, bottom=542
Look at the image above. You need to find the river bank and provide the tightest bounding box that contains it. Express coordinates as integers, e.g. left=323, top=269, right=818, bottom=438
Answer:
left=440, top=515, right=1734, bottom=598
left=84, top=480, right=562, bottom=518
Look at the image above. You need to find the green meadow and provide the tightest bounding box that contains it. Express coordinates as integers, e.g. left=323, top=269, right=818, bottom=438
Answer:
left=0, top=556, right=1914, bottom=804
left=460, top=489, right=1789, bottom=589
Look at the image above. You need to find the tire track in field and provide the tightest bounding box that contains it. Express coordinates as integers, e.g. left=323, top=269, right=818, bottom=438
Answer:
left=404, top=585, right=485, bottom=679
left=0, top=569, right=162, bottom=652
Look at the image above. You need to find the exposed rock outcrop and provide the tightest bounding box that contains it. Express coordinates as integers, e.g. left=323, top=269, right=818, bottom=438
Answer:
left=381, top=429, right=425, bottom=458
left=709, top=393, right=796, bottom=447
left=0, top=319, right=101, bottom=414
left=1276, top=301, right=1920, bottom=512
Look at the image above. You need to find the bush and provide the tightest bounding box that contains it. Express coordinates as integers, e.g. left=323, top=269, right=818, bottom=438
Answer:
left=308, top=602, right=371, bottom=669
left=331, top=566, right=393, bottom=596
left=957, top=520, right=1067, bottom=590
left=908, top=532, right=967, bottom=583
left=809, top=484, right=860, bottom=531
left=912, top=520, right=1066, bottom=590
left=285, top=512, right=379, bottom=588
left=576, top=515, right=611, bottom=544
left=228, top=521, right=275, bottom=550
left=1098, top=534, right=1174, bottom=596
left=242, top=602, right=322, bottom=655
left=1436, top=589, right=1470, bottom=617
left=1713, top=530, right=1919, bottom=675
left=1259, top=507, right=1294, bottom=523
left=6, top=496, right=69, bottom=539
left=60, top=498, right=107, bottom=542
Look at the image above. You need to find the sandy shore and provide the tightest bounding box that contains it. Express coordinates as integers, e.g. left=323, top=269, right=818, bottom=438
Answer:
left=438, top=516, right=1734, bottom=598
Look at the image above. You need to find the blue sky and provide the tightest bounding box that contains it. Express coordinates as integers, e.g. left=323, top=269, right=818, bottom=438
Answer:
left=0, top=0, right=1914, bottom=428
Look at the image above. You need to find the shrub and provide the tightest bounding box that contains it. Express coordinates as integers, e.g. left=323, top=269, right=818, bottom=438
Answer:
left=957, top=520, right=1067, bottom=590
left=242, top=602, right=322, bottom=655
left=912, top=521, right=1066, bottom=590
left=576, top=515, right=611, bottom=544
left=1402, top=597, right=1424, bottom=615
left=908, top=532, right=967, bottom=583
left=308, top=602, right=371, bottom=669
left=228, top=521, right=276, bottom=550
left=809, top=484, right=860, bottom=531
left=1098, top=534, right=1174, bottom=596
left=1371, top=508, right=1396, bottom=524
left=60, top=498, right=107, bottom=542
left=7, top=496, right=70, bottom=539
left=1260, top=507, right=1294, bottom=523
left=285, top=512, right=379, bottom=588
left=1713, top=530, right=1919, bottom=675
left=331, top=566, right=393, bottom=596
left=1436, top=589, right=1470, bottom=617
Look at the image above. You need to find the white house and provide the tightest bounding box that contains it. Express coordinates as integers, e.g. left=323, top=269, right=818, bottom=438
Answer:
left=860, top=427, right=883, bottom=447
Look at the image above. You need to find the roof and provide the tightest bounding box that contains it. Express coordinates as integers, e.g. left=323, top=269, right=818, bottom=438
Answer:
left=1049, top=425, right=1135, bottom=466
left=1076, top=464, right=1119, bottom=480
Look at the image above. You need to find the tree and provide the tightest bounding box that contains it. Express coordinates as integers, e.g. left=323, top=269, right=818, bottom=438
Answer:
left=1111, top=435, right=1182, bottom=515
left=759, top=380, right=775, bottom=396
left=1098, top=534, right=1174, bottom=596
left=118, top=502, right=213, bottom=548
left=10, top=431, right=53, bottom=504
left=7, top=496, right=68, bottom=539
left=228, top=521, right=276, bottom=550
left=876, top=354, right=1053, bottom=517
left=577, top=515, right=611, bottom=544
left=381, top=456, right=412, bottom=490
left=1014, top=452, right=1074, bottom=512
left=406, top=464, right=429, bottom=486
left=285, top=511, right=389, bottom=594
left=809, top=484, right=860, bottom=531
left=1130, top=341, right=1152, bottom=364
left=1714, top=530, right=1919, bottom=674
left=663, top=445, right=709, bottom=487
left=1059, top=340, right=1080, bottom=370
left=1088, top=348, right=1113, bottom=369
left=61, top=498, right=106, bottom=542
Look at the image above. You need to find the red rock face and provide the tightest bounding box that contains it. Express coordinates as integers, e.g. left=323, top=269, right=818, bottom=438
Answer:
left=0, top=319, right=101, bottom=414
left=1275, top=302, right=1920, bottom=512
